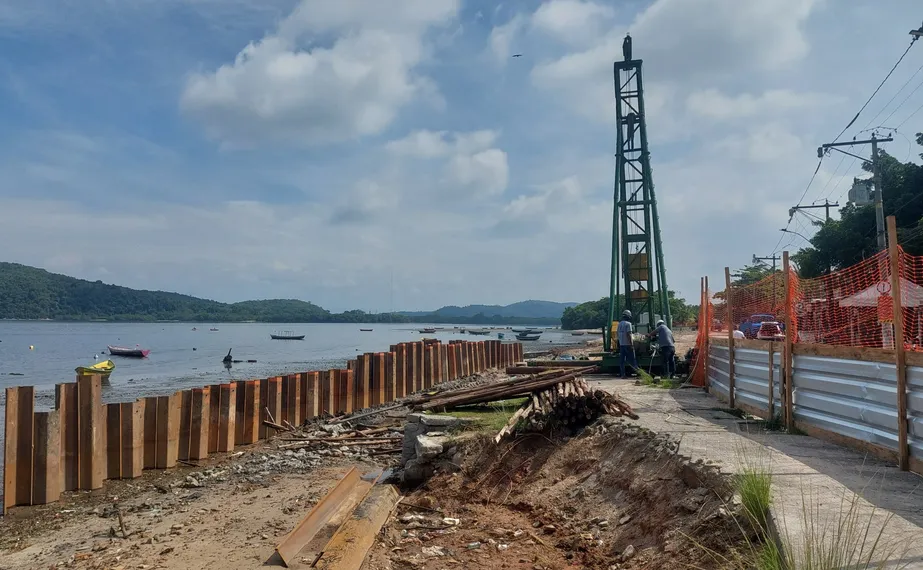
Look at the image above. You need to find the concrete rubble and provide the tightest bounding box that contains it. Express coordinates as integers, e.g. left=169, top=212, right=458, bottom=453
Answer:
left=400, top=413, right=472, bottom=485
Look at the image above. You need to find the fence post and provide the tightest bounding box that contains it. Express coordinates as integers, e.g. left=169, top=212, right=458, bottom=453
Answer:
left=724, top=267, right=735, bottom=408
left=704, top=276, right=710, bottom=387
left=887, top=215, right=910, bottom=471
left=783, top=251, right=794, bottom=430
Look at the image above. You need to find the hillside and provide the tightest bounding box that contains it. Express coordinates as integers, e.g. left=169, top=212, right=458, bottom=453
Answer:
left=0, top=263, right=563, bottom=324
left=401, top=300, right=576, bottom=320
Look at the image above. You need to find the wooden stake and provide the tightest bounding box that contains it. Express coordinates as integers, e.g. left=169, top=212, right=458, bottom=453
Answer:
left=783, top=251, right=794, bottom=430
left=887, top=216, right=909, bottom=471
left=725, top=266, right=735, bottom=408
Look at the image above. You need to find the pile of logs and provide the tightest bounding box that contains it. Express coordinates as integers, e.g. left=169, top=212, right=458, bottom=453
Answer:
left=495, top=377, right=637, bottom=442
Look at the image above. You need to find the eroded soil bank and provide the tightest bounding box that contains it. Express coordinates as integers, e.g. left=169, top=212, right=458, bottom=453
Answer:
left=367, top=417, right=749, bottom=569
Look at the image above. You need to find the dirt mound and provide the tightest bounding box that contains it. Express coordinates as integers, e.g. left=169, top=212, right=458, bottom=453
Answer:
left=366, top=418, right=749, bottom=569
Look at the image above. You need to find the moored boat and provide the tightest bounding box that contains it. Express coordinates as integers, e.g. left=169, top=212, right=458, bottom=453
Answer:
left=515, top=333, right=541, bottom=341
left=270, top=331, right=305, bottom=340
left=359, top=328, right=373, bottom=332
left=108, top=345, right=150, bottom=358
left=468, top=329, right=491, bottom=336
left=418, top=328, right=437, bottom=334
left=497, top=332, right=505, bottom=339
left=76, top=360, right=115, bottom=377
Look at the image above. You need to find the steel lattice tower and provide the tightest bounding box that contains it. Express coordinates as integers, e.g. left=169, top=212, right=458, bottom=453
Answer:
left=606, top=39, right=671, bottom=348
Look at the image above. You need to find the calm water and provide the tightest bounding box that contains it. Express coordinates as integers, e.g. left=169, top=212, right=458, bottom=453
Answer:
left=0, top=322, right=579, bottom=407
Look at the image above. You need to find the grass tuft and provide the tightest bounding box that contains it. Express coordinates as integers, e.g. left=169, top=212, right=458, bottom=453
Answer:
left=736, top=466, right=772, bottom=531
left=442, top=398, right=526, bottom=432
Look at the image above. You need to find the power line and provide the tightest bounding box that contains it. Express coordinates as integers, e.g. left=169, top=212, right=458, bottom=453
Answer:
left=832, top=38, right=918, bottom=143
left=897, top=98, right=923, bottom=129
left=864, top=60, right=923, bottom=129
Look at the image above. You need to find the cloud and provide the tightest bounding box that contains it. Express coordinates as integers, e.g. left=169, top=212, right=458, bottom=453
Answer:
left=180, top=0, right=459, bottom=146
left=687, top=89, right=833, bottom=121
left=531, top=0, right=615, bottom=46
left=387, top=130, right=509, bottom=196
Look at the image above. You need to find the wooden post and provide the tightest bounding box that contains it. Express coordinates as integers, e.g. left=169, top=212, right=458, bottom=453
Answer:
left=189, top=388, right=209, bottom=460
left=178, top=390, right=193, bottom=461
left=143, top=396, right=159, bottom=469
left=55, top=383, right=79, bottom=492
left=4, top=387, right=34, bottom=509
left=395, top=345, right=406, bottom=399
left=704, top=276, right=711, bottom=388
left=887, top=215, right=909, bottom=471
left=121, top=400, right=145, bottom=477
left=783, top=252, right=794, bottom=430
left=217, top=384, right=236, bottom=452
left=78, top=375, right=104, bottom=489
left=32, top=410, right=61, bottom=504
left=725, top=267, right=736, bottom=408
left=106, top=404, right=122, bottom=479
left=305, top=372, right=319, bottom=420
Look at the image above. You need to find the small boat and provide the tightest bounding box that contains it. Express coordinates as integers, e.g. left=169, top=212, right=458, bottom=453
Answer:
left=76, top=360, right=115, bottom=378
left=571, top=331, right=586, bottom=336
left=270, top=331, right=305, bottom=340
left=516, top=333, right=541, bottom=341
left=468, top=329, right=491, bottom=336
left=108, top=345, right=150, bottom=358
left=191, top=327, right=197, bottom=331
left=209, top=327, right=219, bottom=332
left=497, top=332, right=505, bottom=339
left=418, top=328, right=437, bottom=334
left=360, top=328, right=373, bottom=332
left=511, top=328, right=533, bottom=333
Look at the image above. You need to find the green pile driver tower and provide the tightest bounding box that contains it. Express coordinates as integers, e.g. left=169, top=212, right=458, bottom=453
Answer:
left=601, top=35, right=672, bottom=374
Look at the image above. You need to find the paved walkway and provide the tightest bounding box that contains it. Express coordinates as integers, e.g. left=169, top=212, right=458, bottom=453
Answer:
left=589, top=378, right=923, bottom=568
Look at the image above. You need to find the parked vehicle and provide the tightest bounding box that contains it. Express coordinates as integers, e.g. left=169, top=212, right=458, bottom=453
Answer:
left=739, top=314, right=783, bottom=339
left=756, top=321, right=785, bottom=341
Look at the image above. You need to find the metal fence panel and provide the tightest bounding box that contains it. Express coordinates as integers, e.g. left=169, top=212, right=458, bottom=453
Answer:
left=708, top=344, right=730, bottom=400
left=734, top=347, right=771, bottom=414
left=905, top=366, right=923, bottom=462
left=792, top=354, right=898, bottom=451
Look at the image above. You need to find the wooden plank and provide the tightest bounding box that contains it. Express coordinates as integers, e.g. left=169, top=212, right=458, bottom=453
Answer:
left=4, top=387, right=33, bottom=509
left=783, top=252, right=794, bottom=431
left=55, top=383, right=79, bottom=492
left=725, top=267, right=736, bottom=408
left=791, top=342, right=895, bottom=363
left=218, top=384, right=236, bottom=453
left=258, top=378, right=270, bottom=440
left=355, top=355, right=368, bottom=411
left=326, top=370, right=338, bottom=415
left=78, top=376, right=104, bottom=489
left=374, top=353, right=385, bottom=406
left=106, top=404, right=122, bottom=479
left=415, top=342, right=425, bottom=391
left=242, top=380, right=260, bottom=444
left=314, top=484, right=401, bottom=569
left=32, top=410, right=61, bottom=505
left=291, top=373, right=303, bottom=426
left=299, top=373, right=311, bottom=424
left=344, top=370, right=355, bottom=413
left=234, top=381, right=245, bottom=444
left=143, top=396, right=159, bottom=469
left=888, top=216, right=909, bottom=471
left=178, top=390, right=193, bottom=461
left=155, top=394, right=180, bottom=469
left=395, top=345, right=406, bottom=399
left=407, top=343, right=418, bottom=394
left=208, top=384, right=221, bottom=454
left=768, top=342, right=775, bottom=419
left=121, top=400, right=145, bottom=478
left=306, top=372, right=320, bottom=420
left=190, top=388, right=210, bottom=460
left=265, top=377, right=282, bottom=436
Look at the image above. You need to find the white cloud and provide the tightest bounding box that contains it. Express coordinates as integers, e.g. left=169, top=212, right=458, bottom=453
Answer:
left=387, top=130, right=509, bottom=196
left=180, top=0, right=458, bottom=146
left=531, top=0, right=615, bottom=45
left=687, top=89, right=832, bottom=121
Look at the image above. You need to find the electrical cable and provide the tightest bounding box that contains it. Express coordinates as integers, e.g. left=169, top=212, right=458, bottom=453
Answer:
left=832, top=38, right=918, bottom=144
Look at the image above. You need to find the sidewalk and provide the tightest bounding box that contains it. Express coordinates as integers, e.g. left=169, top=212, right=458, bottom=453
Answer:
left=589, top=378, right=923, bottom=568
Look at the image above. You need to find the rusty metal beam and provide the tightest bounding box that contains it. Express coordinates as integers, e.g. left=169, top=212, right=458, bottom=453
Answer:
left=274, top=467, right=373, bottom=567
left=315, top=484, right=401, bottom=569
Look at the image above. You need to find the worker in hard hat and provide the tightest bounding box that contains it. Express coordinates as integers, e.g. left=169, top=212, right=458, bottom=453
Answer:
left=650, top=319, right=676, bottom=379
left=617, top=310, right=638, bottom=379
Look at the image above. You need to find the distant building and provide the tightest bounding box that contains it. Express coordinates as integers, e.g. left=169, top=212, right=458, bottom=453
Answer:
left=848, top=177, right=873, bottom=206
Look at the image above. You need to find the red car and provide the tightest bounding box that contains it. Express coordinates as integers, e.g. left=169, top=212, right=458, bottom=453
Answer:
left=756, top=321, right=784, bottom=341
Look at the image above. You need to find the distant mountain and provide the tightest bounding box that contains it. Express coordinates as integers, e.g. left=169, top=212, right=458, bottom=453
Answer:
left=0, top=262, right=568, bottom=325
left=401, top=300, right=577, bottom=320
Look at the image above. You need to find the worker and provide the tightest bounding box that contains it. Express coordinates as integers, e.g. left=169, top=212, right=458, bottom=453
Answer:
left=650, top=320, right=676, bottom=379
left=622, top=33, right=632, bottom=61
left=733, top=327, right=745, bottom=340
left=617, top=310, right=638, bottom=379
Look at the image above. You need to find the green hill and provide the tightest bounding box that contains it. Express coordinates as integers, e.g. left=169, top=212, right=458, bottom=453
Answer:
left=0, top=262, right=563, bottom=324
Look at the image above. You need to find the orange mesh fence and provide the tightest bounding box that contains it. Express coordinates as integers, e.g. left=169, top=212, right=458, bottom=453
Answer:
left=791, top=250, right=899, bottom=349
left=726, top=272, right=786, bottom=339
left=897, top=248, right=923, bottom=350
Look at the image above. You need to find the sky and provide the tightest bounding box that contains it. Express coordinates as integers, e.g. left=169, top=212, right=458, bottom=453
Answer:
left=1, top=0, right=923, bottom=312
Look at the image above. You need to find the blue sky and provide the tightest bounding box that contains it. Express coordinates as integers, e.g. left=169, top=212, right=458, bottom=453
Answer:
left=1, top=0, right=922, bottom=312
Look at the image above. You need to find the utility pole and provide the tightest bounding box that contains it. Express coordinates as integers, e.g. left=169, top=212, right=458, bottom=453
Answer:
left=789, top=199, right=840, bottom=223
left=817, top=133, right=893, bottom=251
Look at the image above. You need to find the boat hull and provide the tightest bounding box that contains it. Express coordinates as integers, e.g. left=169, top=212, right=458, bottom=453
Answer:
left=108, top=346, right=150, bottom=358
left=76, top=360, right=115, bottom=376
left=270, top=335, right=305, bottom=340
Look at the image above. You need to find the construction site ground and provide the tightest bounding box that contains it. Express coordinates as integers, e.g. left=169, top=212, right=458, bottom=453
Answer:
left=589, top=379, right=923, bottom=569
left=2, top=351, right=922, bottom=569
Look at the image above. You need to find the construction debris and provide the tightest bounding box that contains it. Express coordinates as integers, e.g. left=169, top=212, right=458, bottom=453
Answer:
left=495, top=378, right=636, bottom=442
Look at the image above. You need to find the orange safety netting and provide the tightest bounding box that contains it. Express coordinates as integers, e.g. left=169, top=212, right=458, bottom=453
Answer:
left=694, top=248, right=923, bottom=352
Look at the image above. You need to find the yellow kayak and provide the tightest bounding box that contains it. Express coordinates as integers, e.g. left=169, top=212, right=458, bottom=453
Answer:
left=76, top=360, right=115, bottom=377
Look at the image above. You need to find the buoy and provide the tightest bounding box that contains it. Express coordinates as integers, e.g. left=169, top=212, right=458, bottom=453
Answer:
left=29, top=345, right=34, bottom=350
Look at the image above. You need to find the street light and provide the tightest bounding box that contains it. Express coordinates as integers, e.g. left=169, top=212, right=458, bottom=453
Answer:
left=780, top=228, right=811, bottom=242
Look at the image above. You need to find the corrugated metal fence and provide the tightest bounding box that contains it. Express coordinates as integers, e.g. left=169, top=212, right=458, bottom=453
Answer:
left=706, top=338, right=922, bottom=473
